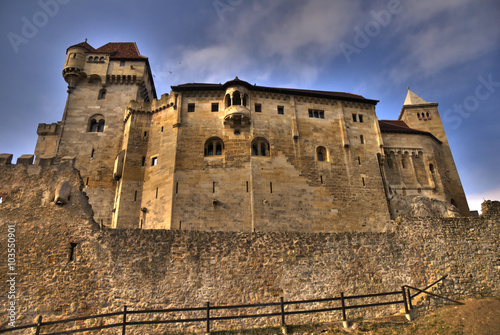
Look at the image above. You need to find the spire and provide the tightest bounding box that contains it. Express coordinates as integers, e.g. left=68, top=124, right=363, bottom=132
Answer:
left=404, top=87, right=428, bottom=105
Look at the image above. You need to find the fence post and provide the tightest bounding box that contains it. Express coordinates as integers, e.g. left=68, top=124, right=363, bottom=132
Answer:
left=122, top=305, right=127, bottom=335
left=206, top=301, right=210, bottom=334
left=35, top=315, right=43, bottom=335
left=340, top=292, right=349, bottom=329
left=407, top=286, right=413, bottom=310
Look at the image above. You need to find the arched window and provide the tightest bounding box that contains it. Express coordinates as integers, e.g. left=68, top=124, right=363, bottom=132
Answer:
left=417, top=113, right=421, bottom=120
left=225, top=94, right=231, bottom=108
left=98, top=89, right=106, bottom=100
left=88, top=56, right=93, bottom=62
left=88, top=114, right=105, bottom=132
left=426, top=112, right=431, bottom=120
left=316, top=146, right=327, bottom=162
left=99, top=57, right=104, bottom=62
left=233, top=91, right=241, bottom=105
left=251, top=138, right=270, bottom=157
left=204, top=137, right=224, bottom=156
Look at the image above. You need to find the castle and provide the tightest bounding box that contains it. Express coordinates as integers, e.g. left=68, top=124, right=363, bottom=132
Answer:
left=32, top=41, right=470, bottom=232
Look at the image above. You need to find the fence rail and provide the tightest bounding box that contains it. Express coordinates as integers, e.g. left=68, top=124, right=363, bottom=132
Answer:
left=1, top=276, right=459, bottom=334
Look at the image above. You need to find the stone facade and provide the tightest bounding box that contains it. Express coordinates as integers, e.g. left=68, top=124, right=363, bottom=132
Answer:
left=0, top=161, right=498, bottom=333
left=29, top=41, right=470, bottom=232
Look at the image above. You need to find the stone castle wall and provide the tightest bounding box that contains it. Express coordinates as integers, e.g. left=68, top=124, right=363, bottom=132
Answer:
left=1, top=161, right=498, bottom=333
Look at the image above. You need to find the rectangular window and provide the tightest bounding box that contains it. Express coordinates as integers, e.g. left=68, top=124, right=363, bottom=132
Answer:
left=134, top=191, right=137, bottom=202
left=309, top=109, right=325, bottom=118
left=211, top=103, right=219, bottom=112
left=352, top=114, right=357, bottom=122
left=255, top=103, right=262, bottom=113
left=144, top=131, right=148, bottom=137
left=213, top=182, right=216, bottom=193
left=156, top=187, right=158, bottom=199
left=360, top=135, right=364, bottom=144
left=187, top=103, right=195, bottom=113
left=120, top=60, right=125, bottom=67
left=246, top=181, right=249, bottom=192
left=176, top=182, right=179, bottom=194
left=270, top=182, right=273, bottom=193
left=277, top=106, right=284, bottom=115
left=161, top=126, right=164, bottom=132
left=151, top=157, right=158, bottom=166
left=362, top=177, right=366, bottom=187
left=359, top=114, right=363, bottom=123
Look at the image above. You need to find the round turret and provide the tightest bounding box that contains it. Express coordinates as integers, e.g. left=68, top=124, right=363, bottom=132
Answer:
left=62, top=43, right=89, bottom=92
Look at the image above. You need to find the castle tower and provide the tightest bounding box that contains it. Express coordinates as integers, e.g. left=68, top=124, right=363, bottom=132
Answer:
left=34, top=41, right=157, bottom=227
left=398, top=88, right=470, bottom=216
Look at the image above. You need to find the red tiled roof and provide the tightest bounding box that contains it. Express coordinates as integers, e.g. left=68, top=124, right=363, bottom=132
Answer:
left=95, top=42, right=147, bottom=60
left=379, top=120, right=442, bottom=143
left=67, top=41, right=147, bottom=60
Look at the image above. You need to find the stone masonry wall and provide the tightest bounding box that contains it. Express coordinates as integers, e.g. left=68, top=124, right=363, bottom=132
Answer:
left=0, top=162, right=498, bottom=334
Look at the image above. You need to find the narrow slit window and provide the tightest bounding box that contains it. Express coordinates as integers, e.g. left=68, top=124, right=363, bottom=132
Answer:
left=91, top=148, right=95, bottom=158
left=86, top=177, right=89, bottom=186
left=359, top=115, right=363, bottom=123
left=270, top=182, right=273, bottom=193
left=246, top=181, right=249, bottom=192
left=360, top=135, right=364, bottom=144
left=142, top=156, right=146, bottom=166
left=358, top=157, right=361, bottom=165
left=320, top=175, right=323, bottom=184
left=362, top=177, right=366, bottom=187
left=176, top=182, right=179, bottom=194
left=156, top=187, right=158, bottom=199
left=352, top=114, right=357, bottom=122
left=134, top=191, right=137, bottom=202
left=213, top=182, right=216, bottom=193
left=161, top=126, right=164, bottom=132
left=69, top=243, right=77, bottom=262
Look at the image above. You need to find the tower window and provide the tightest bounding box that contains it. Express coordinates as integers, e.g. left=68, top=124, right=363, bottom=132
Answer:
left=88, top=115, right=105, bottom=132
left=429, top=164, right=435, bottom=173
left=251, top=138, right=270, bottom=156
left=99, top=57, right=104, bottom=62
left=426, top=112, right=431, bottom=120
left=417, top=113, right=422, bottom=120
left=359, top=115, right=363, bottom=123
left=187, top=103, right=195, bottom=113
left=277, top=106, right=284, bottom=115
left=316, top=146, right=327, bottom=162
left=360, top=135, right=364, bottom=144
left=255, top=104, right=262, bottom=113
left=98, top=89, right=106, bottom=100
left=204, top=137, right=224, bottom=156
left=151, top=157, right=158, bottom=166
left=141, top=156, right=146, bottom=166
left=211, top=103, right=219, bottom=112
left=352, top=114, right=357, bottom=122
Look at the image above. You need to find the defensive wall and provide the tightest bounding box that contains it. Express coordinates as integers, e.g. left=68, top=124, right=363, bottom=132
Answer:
left=0, top=158, right=499, bottom=333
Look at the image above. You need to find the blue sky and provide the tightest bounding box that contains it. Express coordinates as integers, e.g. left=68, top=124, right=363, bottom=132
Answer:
left=0, top=0, right=499, bottom=212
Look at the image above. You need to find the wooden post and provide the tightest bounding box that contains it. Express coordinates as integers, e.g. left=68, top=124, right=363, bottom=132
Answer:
left=407, top=287, right=413, bottom=310
left=35, top=315, right=43, bottom=335
left=341, top=292, right=349, bottom=328
left=206, top=302, right=210, bottom=334
left=122, top=306, right=127, bottom=335
left=280, top=297, right=285, bottom=326
left=401, top=286, right=409, bottom=314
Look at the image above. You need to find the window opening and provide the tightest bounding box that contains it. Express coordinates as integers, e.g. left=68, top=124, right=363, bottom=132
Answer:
left=401, top=158, right=406, bottom=168
left=225, top=94, right=231, bottom=108
left=86, top=177, right=89, bottom=186
left=134, top=191, right=137, bottom=202
left=151, top=157, right=157, bottom=166
left=362, top=177, right=366, bottom=187
left=161, top=126, right=164, bottom=132
left=142, top=157, right=146, bottom=166
left=120, top=61, right=125, bottom=66
left=417, top=113, right=421, bottom=120
left=204, top=137, right=224, bottom=156
left=69, top=243, right=77, bottom=262
left=251, top=138, right=270, bottom=156
left=320, top=175, right=323, bottom=184
left=360, top=135, right=364, bottom=144
left=270, top=182, right=273, bottom=193
left=212, top=103, right=219, bottom=112
left=352, top=114, right=357, bottom=122
left=176, top=182, right=179, bottom=194
left=277, top=106, right=284, bottom=115
left=358, top=157, right=361, bottom=165
left=359, top=115, right=363, bottom=122
left=429, top=164, right=434, bottom=173
left=233, top=91, right=241, bottom=105
left=187, top=103, right=195, bottom=113
left=246, top=181, right=249, bottom=192
left=144, top=131, right=148, bottom=137
left=426, top=112, right=431, bottom=120
left=91, top=148, right=95, bottom=158
left=255, top=103, right=261, bottom=113
left=243, top=94, right=248, bottom=107
left=156, top=187, right=158, bottom=199
left=213, top=182, right=216, bottom=193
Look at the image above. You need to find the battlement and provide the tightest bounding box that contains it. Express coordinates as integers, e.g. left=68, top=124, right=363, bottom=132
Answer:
left=37, top=122, right=59, bottom=135
left=124, top=93, right=173, bottom=120
left=0, top=153, right=75, bottom=167
left=481, top=200, right=500, bottom=215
